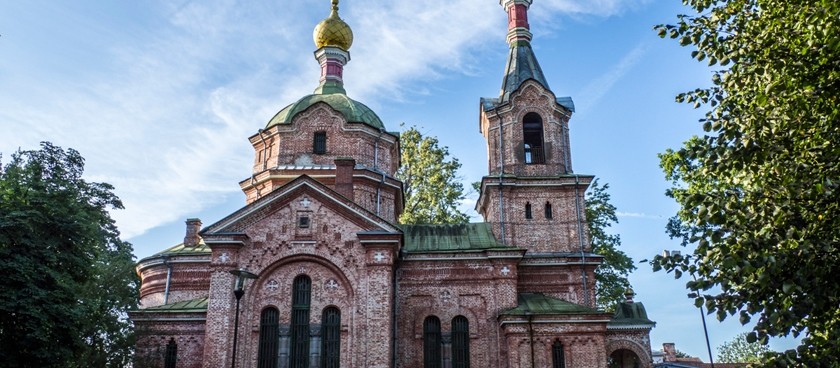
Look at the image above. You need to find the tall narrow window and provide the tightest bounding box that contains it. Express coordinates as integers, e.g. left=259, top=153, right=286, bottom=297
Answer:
left=320, top=307, right=341, bottom=368
left=313, top=132, right=327, bottom=154
left=552, top=340, right=565, bottom=368
left=258, top=307, right=280, bottom=368
left=423, top=316, right=442, bottom=368
left=523, top=113, right=544, bottom=164
left=290, top=275, right=312, bottom=368
left=451, top=316, right=470, bottom=368
left=164, top=338, right=177, bottom=368
left=525, top=202, right=532, bottom=219
left=545, top=202, right=553, bottom=219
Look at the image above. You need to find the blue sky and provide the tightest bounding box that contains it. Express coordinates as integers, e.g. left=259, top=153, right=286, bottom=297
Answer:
left=1, top=0, right=798, bottom=359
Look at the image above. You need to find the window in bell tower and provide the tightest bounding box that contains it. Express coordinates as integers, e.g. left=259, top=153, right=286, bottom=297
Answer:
left=523, top=113, right=544, bottom=164
left=525, top=202, right=532, bottom=219
left=545, top=202, right=553, bottom=219
left=313, top=131, right=327, bottom=154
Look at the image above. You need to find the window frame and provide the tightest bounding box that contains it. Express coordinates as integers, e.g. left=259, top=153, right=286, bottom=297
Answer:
left=423, top=316, right=442, bottom=368
left=290, top=275, right=312, bottom=368
left=320, top=307, right=341, bottom=368
left=313, top=131, right=327, bottom=154
left=257, top=307, right=280, bottom=368
left=451, top=316, right=470, bottom=368
left=522, top=113, right=545, bottom=164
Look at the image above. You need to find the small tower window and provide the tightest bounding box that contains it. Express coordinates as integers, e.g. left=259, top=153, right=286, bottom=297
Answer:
left=298, top=215, right=310, bottom=228
left=313, top=131, right=327, bottom=154
left=523, top=113, right=544, bottom=164
left=525, top=202, right=532, bottom=219
left=545, top=202, right=553, bottom=219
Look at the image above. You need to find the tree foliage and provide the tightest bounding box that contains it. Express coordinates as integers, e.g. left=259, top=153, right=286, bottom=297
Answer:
left=397, top=125, right=470, bottom=224
left=718, top=332, right=772, bottom=363
left=0, top=142, right=139, bottom=367
left=653, top=0, right=840, bottom=365
left=585, top=180, right=635, bottom=312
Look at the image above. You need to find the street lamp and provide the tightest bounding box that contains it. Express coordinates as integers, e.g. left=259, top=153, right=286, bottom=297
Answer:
left=229, top=268, right=258, bottom=368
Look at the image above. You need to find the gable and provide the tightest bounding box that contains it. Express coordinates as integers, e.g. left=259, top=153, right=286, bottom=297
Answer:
left=201, top=175, right=400, bottom=237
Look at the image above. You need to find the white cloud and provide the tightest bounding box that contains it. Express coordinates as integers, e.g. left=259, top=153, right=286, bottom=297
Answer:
left=616, top=211, right=662, bottom=219
left=574, top=41, right=649, bottom=115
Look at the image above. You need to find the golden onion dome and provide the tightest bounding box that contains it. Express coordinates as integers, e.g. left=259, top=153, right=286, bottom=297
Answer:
left=313, top=0, right=353, bottom=50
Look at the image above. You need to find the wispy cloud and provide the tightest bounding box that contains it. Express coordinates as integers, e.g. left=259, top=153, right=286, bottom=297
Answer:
left=616, top=211, right=663, bottom=219
left=536, top=0, right=651, bottom=17
left=574, top=41, right=649, bottom=114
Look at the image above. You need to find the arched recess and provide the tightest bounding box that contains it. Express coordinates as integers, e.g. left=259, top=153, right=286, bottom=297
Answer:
left=606, top=340, right=651, bottom=368
left=243, top=254, right=356, bottom=368
left=249, top=253, right=356, bottom=302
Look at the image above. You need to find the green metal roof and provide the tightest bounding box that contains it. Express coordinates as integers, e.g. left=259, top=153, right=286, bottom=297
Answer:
left=499, top=40, right=550, bottom=102
left=137, top=297, right=208, bottom=313
left=148, top=241, right=211, bottom=258
left=609, top=301, right=655, bottom=326
left=266, top=91, right=385, bottom=130
left=501, top=293, right=601, bottom=315
left=400, top=223, right=516, bottom=252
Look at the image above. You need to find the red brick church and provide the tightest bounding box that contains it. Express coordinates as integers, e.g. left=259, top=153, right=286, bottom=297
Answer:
left=130, top=1, right=656, bottom=367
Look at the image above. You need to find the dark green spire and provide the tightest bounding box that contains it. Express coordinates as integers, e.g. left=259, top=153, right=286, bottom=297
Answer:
left=499, top=40, right=550, bottom=101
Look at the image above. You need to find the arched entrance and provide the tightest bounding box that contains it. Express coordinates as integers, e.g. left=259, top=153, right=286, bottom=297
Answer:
left=609, top=349, right=641, bottom=368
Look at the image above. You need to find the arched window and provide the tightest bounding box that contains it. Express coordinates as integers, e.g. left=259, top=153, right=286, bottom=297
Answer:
left=525, top=202, right=532, bottom=219
left=423, top=316, right=442, bottom=368
left=257, top=307, right=279, bottom=368
left=313, top=131, right=327, bottom=154
left=164, top=338, right=177, bottom=368
left=451, top=316, right=470, bottom=368
left=320, top=307, right=341, bottom=368
left=523, top=113, right=544, bottom=164
left=552, top=340, right=565, bottom=368
left=545, top=202, right=553, bottom=219
left=290, top=275, right=312, bottom=368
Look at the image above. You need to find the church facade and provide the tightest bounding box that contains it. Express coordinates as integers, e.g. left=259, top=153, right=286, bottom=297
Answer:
left=129, top=1, right=655, bottom=367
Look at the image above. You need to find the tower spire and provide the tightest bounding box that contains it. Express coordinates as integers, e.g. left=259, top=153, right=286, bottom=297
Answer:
left=312, top=0, right=354, bottom=94
left=498, top=0, right=550, bottom=101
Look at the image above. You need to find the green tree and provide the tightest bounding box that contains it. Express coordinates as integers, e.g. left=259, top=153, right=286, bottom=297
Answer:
left=397, top=125, right=470, bottom=224
left=586, top=179, right=635, bottom=312
left=717, top=332, right=772, bottom=363
left=652, top=0, right=840, bottom=365
left=0, top=142, right=139, bottom=367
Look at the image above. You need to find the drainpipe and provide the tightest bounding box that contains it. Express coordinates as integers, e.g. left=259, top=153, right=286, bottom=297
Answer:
left=377, top=172, right=386, bottom=216
left=163, top=255, right=172, bottom=305
left=257, top=128, right=269, bottom=171
left=527, top=313, right=535, bottom=368
left=494, top=110, right=506, bottom=244
left=375, top=128, right=385, bottom=216
left=573, top=174, right=590, bottom=307
left=392, top=262, right=400, bottom=367
left=562, top=123, right=571, bottom=174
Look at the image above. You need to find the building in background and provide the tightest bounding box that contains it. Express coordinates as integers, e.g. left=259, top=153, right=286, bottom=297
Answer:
left=129, top=1, right=655, bottom=367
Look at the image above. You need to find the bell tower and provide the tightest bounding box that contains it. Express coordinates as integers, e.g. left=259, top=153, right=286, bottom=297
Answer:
left=476, top=0, right=599, bottom=306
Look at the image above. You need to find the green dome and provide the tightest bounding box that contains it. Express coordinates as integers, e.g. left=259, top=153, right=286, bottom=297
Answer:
left=266, top=92, right=384, bottom=130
